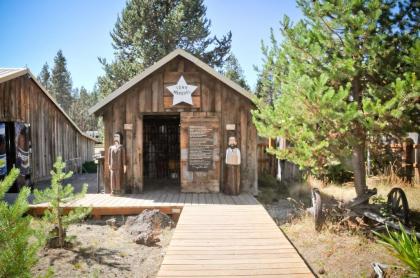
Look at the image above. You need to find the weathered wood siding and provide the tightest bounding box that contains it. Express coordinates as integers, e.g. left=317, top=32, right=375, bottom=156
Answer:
left=99, top=56, right=258, bottom=194
left=180, top=112, right=221, bottom=193
left=0, top=75, right=96, bottom=182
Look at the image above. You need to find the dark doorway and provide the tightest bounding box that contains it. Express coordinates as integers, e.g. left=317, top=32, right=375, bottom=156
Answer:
left=0, top=122, right=32, bottom=192
left=143, top=115, right=180, bottom=190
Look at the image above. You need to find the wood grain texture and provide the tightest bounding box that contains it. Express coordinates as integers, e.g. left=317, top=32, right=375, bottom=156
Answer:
left=157, top=203, right=314, bottom=277
left=99, top=56, right=258, bottom=193
left=28, top=191, right=259, bottom=217
left=0, top=76, right=96, bottom=183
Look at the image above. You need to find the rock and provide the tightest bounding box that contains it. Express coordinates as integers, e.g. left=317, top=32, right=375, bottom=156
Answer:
left=318, top=268, right=326, bottom=275
left=106, top=218, right=118, bottom=229
left=134, top=230, right=160, bottom=246
left=122, top=209, right=174, bottom=245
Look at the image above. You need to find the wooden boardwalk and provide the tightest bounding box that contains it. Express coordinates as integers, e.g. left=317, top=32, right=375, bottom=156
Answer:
left=27, top=191, right=313, bottom=277
left=28, top=191, right=259, bottom=219
left=158, top=204, right=313, bottom=277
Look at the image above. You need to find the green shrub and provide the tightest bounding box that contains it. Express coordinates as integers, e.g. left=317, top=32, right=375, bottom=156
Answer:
left=0, top=168, right=44, bottom=278
left=258, top=174, right=290, bottom=204
left=318, top=163, right=353, bottom=184
left=82, top=161, right=97, bottom=173
left=259, top=173, right=280, bottom=188
left=374, top=224, right=420, bottom=277
left=34, top=157, right=91, bottom=248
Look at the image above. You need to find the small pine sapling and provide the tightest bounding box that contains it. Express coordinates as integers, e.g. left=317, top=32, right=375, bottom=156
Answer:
left=0, top=168, right=44, bottom=278
left=34, top=157, right=91, bottom=248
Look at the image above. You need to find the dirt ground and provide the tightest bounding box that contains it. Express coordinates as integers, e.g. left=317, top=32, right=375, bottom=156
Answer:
left=281, top=215, right=407, bottom=277
left=257, top=176, right=418, bottom=277
left=32, top=220, right=173, bottom=278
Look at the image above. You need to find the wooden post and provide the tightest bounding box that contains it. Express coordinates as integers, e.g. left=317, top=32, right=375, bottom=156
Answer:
left=402, top=138, right=414, bottom=183
left=133, top=114, right=143, bottom=192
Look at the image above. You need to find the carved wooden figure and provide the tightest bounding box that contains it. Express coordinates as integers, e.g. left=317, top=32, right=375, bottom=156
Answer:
left=108, top=133, right=126, bottom=195
left=224, top=136, right=241, bottom=195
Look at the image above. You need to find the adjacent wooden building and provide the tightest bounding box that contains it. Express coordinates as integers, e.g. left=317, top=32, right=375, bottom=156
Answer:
left=90, top=49, right=258, bottom=194
left=0, top=68, right=97, bottom=187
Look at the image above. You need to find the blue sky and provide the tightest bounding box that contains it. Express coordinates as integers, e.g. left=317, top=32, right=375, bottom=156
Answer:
left=0, top=0, right=301, bottom=91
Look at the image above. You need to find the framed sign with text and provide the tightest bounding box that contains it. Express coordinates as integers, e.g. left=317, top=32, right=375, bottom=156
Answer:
left=188, top=125, right=214, bottom=171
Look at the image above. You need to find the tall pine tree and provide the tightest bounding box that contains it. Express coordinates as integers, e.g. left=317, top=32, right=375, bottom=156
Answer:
left=221, top=53, right=250, bottom=90
left=69, top=86, right=98, bottom=131
left=37, top=62, right=52, bottom=91
left=253, top=0, right=419, bottom=198
left=97, top=0, right=232, bottom=97
left=51, top=50, right=73, bottom=112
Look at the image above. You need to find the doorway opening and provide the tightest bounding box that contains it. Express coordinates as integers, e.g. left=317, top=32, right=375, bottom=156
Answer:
left=143, top=115, right=180, bottom=191
left=0, top=122, right=32, bottom=192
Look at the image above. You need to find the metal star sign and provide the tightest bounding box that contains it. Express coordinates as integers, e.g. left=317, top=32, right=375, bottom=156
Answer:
left=166, top=75, right=197, bottom=106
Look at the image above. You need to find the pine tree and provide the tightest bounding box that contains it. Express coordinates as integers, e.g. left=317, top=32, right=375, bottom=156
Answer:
left=51, top=50, right=73, bottom=112
left=37, top=62, right=52, bottom=91
left=221, top=53, right=250, bottom=90
left=254, top=31, right=284, bottom=105
left=34, top=157, right=91, bottom=248
left=0, top=168, right=43, bottom=277
left=69, top=86, right=98, bottom=131
left=97, top=0, right=232, bottom=97
left=253, top=0, right=419, bottom=198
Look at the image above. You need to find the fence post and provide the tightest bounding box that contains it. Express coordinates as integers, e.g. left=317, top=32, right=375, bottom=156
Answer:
left=402, top=138, right=414, bottom=183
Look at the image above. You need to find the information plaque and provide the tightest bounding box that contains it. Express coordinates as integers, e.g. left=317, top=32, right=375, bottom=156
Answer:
left=188, top=126, right=214, bottom=171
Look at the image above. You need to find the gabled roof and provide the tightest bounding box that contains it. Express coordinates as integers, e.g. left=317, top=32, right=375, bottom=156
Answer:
left=89, top=48, right=254, bottom=115
left=0, top=67, right=98, bottom=142
left=0, top=68, right=27, bottom=83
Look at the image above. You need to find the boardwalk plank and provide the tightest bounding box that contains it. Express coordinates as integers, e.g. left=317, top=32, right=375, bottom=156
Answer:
left=28, top=192, right=313, bottom=277
left=157, top=204, right=313, bottom=277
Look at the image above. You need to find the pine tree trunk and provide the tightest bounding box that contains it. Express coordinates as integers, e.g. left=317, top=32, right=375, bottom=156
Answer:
left=351, top=142, right=368, bottom=197
left=351, top=76, right=368, bottom=198
left=57, top=206, right=64, bottom=248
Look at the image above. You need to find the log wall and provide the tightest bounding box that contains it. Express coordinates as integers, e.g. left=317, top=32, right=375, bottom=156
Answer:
left=0, top=75, right=96, bottom=182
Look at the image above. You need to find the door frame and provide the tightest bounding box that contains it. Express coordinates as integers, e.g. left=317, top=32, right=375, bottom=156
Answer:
left=140, top=112, right=181, bottom=191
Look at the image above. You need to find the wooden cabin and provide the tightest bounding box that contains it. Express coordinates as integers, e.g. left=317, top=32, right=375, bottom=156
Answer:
left=89, top=49, right=258, bottom=194
left=0, top=68, right=97, bottom=189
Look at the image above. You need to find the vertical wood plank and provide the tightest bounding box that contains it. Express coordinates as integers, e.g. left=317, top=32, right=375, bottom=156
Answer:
left=157, top=71, right=164, bottom=112
left=134, top=112, right=143, bottom=192
left=125, top=90, right=136, bottom=192
left=240, top=108, right=248, bottom=191
left=103, top=106, right=113, bottom=193
left=152, top=77, right=158, bottom=112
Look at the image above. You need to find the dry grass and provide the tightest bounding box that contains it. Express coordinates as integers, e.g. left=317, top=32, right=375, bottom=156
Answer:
left=281, top=215, right=408, bottom=277
left=260, top=174, right=419, bottom=276
left=318, top=178, right=420, bottom=212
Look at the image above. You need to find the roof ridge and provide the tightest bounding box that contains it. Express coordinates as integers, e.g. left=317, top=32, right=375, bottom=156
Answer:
left=89, top=48, right=253, bottom=115
left=0, top=67, right=98, bottom=143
